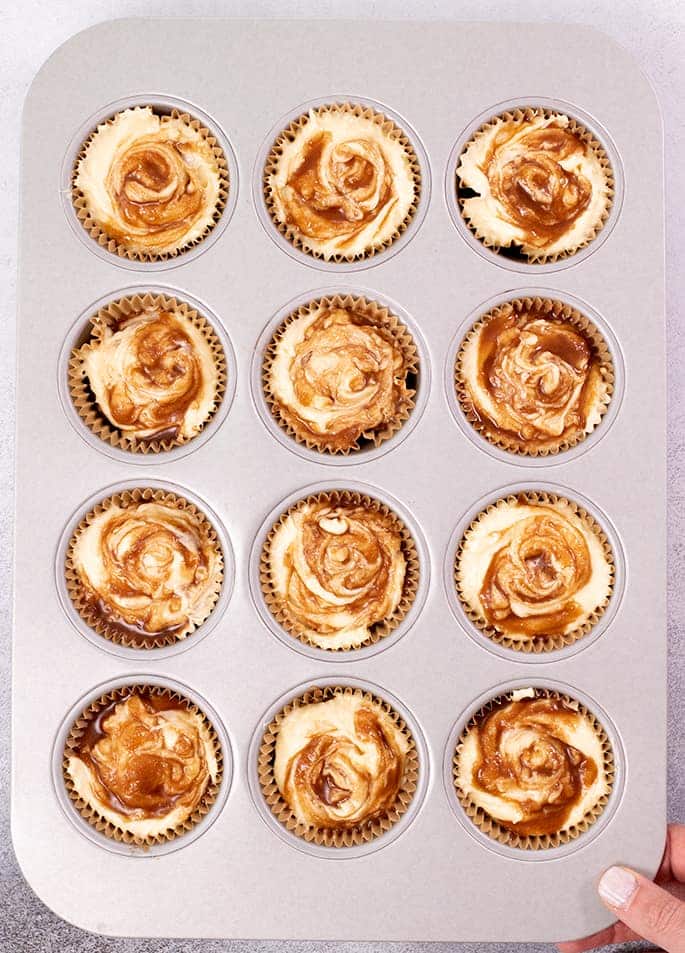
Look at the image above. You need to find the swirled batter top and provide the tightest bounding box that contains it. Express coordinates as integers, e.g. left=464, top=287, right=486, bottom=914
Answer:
left=458, top=112, right=611, bottom=258
left=274, top=693, right=409, bottom=830
left=75, top=107, right=223, bottom=255
left=455, top=689, right=608, bottom=836
left=267, top=107, right=418, bottom=259
left=457, top=496, right=612, bottom=641
left=65, top=690, right=219, bottom=838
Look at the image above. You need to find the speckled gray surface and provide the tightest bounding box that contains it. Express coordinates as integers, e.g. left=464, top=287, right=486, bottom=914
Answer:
left=1, top=1, right=683, bottom=951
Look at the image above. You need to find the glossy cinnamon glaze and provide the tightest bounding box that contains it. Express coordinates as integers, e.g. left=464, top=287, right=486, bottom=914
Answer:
left=71, top=690, right=213, bottom=821
left=275, top=694, right=408, bottom=829
left=466, top=695, right=600, bottom=836
left=479, top=507, right=591, bottom=637
left=267, top=498, right=407, bottom=648
left=462, top=302, right=608, bottom=450
left=483, top=122, right=592, bottom=248
left=268, top=305, right=414, bottom=452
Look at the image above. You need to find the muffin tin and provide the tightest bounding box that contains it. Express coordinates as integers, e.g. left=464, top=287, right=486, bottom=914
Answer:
left=14, top=18, right=665, bottom=942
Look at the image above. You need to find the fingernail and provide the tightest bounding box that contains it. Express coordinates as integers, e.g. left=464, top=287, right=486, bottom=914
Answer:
left=598, top=866, right=639, bottom=909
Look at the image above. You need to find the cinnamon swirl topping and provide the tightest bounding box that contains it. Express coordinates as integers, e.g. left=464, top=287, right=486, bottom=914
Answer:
left=65, top=689, right=219, bottom=838
left=74, top=107, right=224, bottom=256
left=457, top=495, right=613, bottom=644
left=274, top=693, right=409, bottom=830
left=266, top=299, right=416, bottom=452
left=69, top=496, right=222, bottom=645
left=266, top=105, right=419, bottom=260
left=458, top=110, right=612, bottom=260
left=455, top=690, right=609, bottom=837
left=265, top=495, right=408, bottom=650
left=79, top=305, right=220, bottom=444
left=458, top=299, right=612, bottom=453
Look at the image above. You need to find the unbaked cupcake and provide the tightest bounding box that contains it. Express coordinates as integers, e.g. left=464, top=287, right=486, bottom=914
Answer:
left=453, top=686, right=613, bottom=849
left=457, top=108, right=613, bottom=262
left=455, top=492, right=614, bottom=652
left=263, top=294, right=418, bottom=454
left=260, top=490, right=419, bottom=651
left=63, top=684, right=222, bottom=846
left=258, top=685, right=418, bottom=847
left=65, top=488, right=223, bottom=648
left=456, top=296, right=614, bottom=455
left=72, top=106, right=228, bottom=260
left=69, top=292, right=226, bottom=454
left=264, top=103, right=421, bottom=261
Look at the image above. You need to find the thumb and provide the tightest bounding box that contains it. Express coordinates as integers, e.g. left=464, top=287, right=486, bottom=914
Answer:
left=598, top=866, right=685, bottom=953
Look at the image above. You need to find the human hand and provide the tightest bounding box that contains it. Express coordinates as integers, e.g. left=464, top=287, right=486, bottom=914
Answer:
left=557, top=824, right=685, bottom=953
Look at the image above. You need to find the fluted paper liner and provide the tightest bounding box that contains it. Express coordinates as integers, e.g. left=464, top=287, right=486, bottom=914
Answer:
left=68, top=292, right=227, bottom=455
left=263, top=103, right=422, bottom=263
left=62, top=684, right=223, bottom=848
left=455, top=296, right=615, bottom=456
left=262, top=293, right=419, bottom=454
left=65, top=487, right=224, bottom=648
left=71, top=107, right=229, bottom=262
left=452, top=687, right=615, bottom=850
left=455, top=491, right=615, bottom=653
left=258, top=684, right=419, bottom=847
left=456, top=107, right=614, bottom=264
left=260, top=489, right=420, bottom=652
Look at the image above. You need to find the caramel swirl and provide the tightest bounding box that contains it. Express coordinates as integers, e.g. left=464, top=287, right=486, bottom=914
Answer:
left=480, top=511, right=591, bottom=637
left=71, top=499, right=221, bottom=641
left=68, top=692, right=216, bottom=832
left=81, top=307, right=219, bottom=442
left=274, top=694, right=408, bottom=829
left=75, top=107, right=222, bottom=255
left=461, top=302, right=608, bottom=449
left=458, top=112, right=610, bottom=258
left=485, top=124, right=591, bottom=247
left=269, top=305, right=413, bottom=451
left=460, top=694, right=604, bottom=836
left=268, top=108, right=417, bottom=259
left=267, top=499, right=407, bottom=649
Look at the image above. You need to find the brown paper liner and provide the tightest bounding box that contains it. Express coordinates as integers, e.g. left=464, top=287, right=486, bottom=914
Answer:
left=258, top=684, right=419, bottom=847
left=452, top=687, right=615, bottom=850
left=263, top=103, right=422, bottom=263
left=262, top=294, right=419, bottom=455
left=456, top=107, right=614, bottom=264
left=260, top=489, right=419, bottom=652
left=455, top=491, right=615, bottom=653
left=65, top=487, right=224, bottom=648
left=455, top=296, right=615, bottom=456
left=71, top=107, right=229, bottom=262
left=68, top=292, right=227, bottom=455
left=63, top=684, right=223, bottom=848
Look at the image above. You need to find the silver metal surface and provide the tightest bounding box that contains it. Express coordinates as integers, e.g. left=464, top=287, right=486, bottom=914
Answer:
left=13, top=17, right=665, bottom=943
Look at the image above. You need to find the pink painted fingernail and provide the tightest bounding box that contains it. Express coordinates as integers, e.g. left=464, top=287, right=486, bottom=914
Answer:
left=598, top=866, right=639, bottom=909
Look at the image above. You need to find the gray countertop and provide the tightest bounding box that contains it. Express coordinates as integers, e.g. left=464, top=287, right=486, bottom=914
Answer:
left=1, top=1, right=683, bottom=951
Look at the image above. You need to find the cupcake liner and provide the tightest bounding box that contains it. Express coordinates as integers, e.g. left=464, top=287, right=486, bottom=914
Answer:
left=263, top=102, right=422, bottom=263
left=65, top=487, right=224, bottom=648
left=455, top=296, right=614, bottom=456
left=456, top=107, right=614, bottom=264
left=62, top=684, right=223, bottom=848
left=452, top=687, right=615, bottom=850
left=257, top=684, right=419, bottom=847
left=71, top=108, right=229, bottom=262
left=259, top=489, right=420, bottom=652
left=454, top=491, right=615, bottom=653
left=68, top=291, right=227, bottom=455
left=262, top=293, right=419, bottom=455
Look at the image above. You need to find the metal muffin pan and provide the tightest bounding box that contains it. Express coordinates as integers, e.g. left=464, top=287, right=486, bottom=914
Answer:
left=14, top=18, right=664, bottom=943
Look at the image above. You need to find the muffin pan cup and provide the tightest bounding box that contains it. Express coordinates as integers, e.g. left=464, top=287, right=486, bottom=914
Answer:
left=15, top=18, right=664, bottom=944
